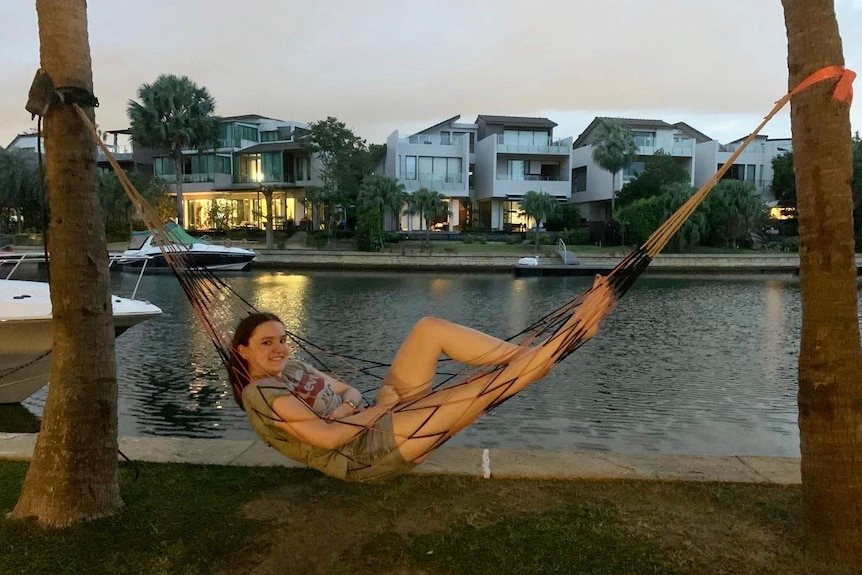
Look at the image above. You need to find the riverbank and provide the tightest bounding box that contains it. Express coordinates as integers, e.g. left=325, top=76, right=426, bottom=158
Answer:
left=0, top=432, right=801, bottom=484
left=250, top=247, right=861, bottom=275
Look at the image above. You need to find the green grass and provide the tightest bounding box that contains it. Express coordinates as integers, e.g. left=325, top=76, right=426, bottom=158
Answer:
left=0, top=461, right=851, bottom=575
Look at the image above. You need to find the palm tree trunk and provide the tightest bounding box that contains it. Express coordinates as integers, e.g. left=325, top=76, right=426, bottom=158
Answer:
left=173, top=150, right=184, bottom=228
left=263, top=188, right=274, bottom=249
left=783, top=0, right=862, bottom=566
left=13, top=0, right=122, bottom=526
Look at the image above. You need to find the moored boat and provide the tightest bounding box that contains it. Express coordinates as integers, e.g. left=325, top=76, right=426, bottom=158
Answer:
left=0, top=279, right=162, bottom=403
left=115, top=223, right=256, bottom=272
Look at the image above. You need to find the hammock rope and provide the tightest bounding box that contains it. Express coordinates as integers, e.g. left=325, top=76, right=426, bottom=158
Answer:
left=68, top=64, right=853, bottom=478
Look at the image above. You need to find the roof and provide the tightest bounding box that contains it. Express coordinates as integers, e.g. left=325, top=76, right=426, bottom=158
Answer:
left=235, top=141, right=308, bottom=155
left=477, top=115, right=558, bottom=129
left=220, top=114, right=283, bottom=124
left=573, top=117, right=676, bottom=148
left=672, top=122, right=713, bottom=143
left=412, top=115, right=463, bottom=136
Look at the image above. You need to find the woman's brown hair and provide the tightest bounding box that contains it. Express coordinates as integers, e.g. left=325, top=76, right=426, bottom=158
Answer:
left=229, top=312, right=284, bottom=409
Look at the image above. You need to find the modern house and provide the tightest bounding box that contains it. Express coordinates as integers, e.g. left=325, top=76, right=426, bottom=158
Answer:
left=693, top=134, right=792, bottom=200
left=6, top=130, right=152, bottom=175
left=151, top=114, right=322, bottom=231
left=571, top=118, right=700, bottom=222
left=570, top=117, right=792, bottom=222
left=384, top=114, right=573, bottom=232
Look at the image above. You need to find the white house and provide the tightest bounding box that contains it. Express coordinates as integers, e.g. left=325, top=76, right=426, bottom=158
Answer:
left=385, top=114, right=573, bottom=232
left=570, top=117, right=791, bottom=222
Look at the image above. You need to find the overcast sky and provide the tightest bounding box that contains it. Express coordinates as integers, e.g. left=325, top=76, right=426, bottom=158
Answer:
left=2, top=0, right=861, bottom=148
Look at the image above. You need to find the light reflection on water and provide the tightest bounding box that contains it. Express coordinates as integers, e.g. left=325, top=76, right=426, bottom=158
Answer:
left=19, top=270, right=844, bottom=457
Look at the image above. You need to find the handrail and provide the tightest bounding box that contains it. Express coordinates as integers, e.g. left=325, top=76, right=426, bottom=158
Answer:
left=2, top=252, right=155, bottom=301
left=556, top=238, right=569, bottom=264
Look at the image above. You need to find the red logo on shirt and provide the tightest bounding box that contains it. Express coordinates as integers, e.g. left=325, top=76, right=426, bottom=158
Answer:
left=291, top=372, right=326, bottom=408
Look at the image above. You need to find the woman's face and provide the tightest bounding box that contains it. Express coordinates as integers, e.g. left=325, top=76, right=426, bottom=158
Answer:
left=237, top=320, right=288, bottom=379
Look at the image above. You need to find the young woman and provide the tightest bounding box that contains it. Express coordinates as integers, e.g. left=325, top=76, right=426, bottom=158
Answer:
left=230, top=275, right=614, bottom=481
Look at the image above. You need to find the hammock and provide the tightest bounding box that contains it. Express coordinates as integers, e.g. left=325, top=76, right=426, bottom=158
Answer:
left=74, top=66, right=853, bottom=481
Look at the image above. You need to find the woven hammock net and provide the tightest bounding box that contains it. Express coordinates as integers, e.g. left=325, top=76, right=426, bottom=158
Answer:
left=73, top=74, right=826, bottom=478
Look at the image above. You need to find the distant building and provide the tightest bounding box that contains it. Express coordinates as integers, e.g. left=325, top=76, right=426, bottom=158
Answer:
left=384, top=114, right=573, bottom=232
left=149, top=114, right=322, bottom=231
left=6, top=129, right=153, bottom=175
left=570, top=117, right=791, bottom=222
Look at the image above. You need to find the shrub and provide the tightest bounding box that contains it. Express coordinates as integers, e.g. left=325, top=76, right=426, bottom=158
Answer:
left=559, top=227, right=591, bottom=245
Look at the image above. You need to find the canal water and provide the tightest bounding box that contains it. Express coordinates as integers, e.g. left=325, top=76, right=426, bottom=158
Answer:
left=16, top=270, right=830, bottom=457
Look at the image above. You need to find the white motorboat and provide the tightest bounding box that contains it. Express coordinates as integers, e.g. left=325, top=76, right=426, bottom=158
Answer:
left=0, top=278, right=162, bottom=404
left=116, top=223, right=256, bottom=272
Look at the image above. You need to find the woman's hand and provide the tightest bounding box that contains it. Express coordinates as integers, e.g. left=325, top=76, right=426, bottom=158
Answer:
left=327, top=400, right=362, bottom=420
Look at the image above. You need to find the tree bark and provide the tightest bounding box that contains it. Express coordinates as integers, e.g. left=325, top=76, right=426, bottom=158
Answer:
left=782, top=0, right=862, bottom=565
left=12, top=0, right=122, bottom=526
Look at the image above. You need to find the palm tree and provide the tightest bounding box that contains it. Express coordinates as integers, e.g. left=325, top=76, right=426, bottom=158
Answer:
left=405, top=187, right=448, bottom=246
left=783, top=0, right=862, bottom=566
left=704, top=180, right=765, bottom=247
left=127, top=74, right=220, bottom=228
left=591, top=119, right=638, bottom=213
left=13, top=0, right=123, bottom=525
left=519, top=190, right=558, bottom=252
left=358, top=175, right=407, bottom=236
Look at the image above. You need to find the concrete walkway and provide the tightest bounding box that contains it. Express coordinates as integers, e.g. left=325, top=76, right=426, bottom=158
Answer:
left=0, top=433, right=801, bottom=485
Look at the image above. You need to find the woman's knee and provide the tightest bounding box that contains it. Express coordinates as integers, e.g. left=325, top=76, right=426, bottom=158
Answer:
left=414, top=316, right=449, bottom=334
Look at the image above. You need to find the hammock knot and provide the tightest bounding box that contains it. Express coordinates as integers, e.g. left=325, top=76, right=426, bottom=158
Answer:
left=790, top=65, right=856, bottom=105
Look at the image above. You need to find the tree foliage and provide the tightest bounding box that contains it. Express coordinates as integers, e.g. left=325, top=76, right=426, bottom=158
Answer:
left=0, top=148, right=41, bottom=233
left=703, top=180, right=766, bottom=247
left=307, top=117, right=375, bottom=233
left=617, top=150, right=690, bottom=208
left=127, top=74, right=220, bottom=228
left=98, top=171, right=168, bottom=239
left=615, top=196, right=665, bottom=247
left=405, top=187, right=448, bottom=245
left=544, top=202, right=582, bottom=232
left=519, top=190, right=559, bottom=251
left=591, top=119, right=638, bottom=210
left=659, top=183, right=708, bottom=253
left=770, top=151, right=796, bottom=209
left=357, top=174, right=407, bottom=250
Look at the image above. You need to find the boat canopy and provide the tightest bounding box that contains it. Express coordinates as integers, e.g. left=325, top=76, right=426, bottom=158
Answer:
left=129, top=222, right=204, bottom=249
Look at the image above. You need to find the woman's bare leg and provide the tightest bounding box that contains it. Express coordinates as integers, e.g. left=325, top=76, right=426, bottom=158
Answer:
left=377, top=317, right=521, bottom=403
left=390, top=275, right=618, bottom=462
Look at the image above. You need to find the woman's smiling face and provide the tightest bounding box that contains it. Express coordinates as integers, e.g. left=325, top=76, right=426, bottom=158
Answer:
left=237, top=320, right=288, bottom=379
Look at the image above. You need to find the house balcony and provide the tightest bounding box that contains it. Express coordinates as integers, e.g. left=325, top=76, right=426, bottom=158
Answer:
left=495, top=135, right=572, bottom=155
left=491, top=177, right=572, bottom=199
left=637, top=140, right=694, bottom=157
left=401, top=134, right=467, bottom=146
left=403, top=173, right=468, bottom=195
left=96, top=145, right=133, bottom=163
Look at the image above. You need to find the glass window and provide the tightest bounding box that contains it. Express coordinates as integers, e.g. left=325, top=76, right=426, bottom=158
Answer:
left=509, top=160, right=525, bottom=180
left=215, top=155, right=232, bottom=174
left=632, top=131, right=655, bottom=147
left=446, top=157, right=461, bottom=183
left=418, top=157, right=433, bottom=176
left=440, top=131, right=450, bottom=145
left=260, top=131, right=278, bottom=142
left=404, top=156, right=417, bottom=180
left=154, top=157, right=174, bottom=176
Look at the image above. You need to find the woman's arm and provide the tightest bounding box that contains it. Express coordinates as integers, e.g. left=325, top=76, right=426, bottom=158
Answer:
left=305, top=365, right=365, bottom=410
left=271, top=393, right=388, bottom=450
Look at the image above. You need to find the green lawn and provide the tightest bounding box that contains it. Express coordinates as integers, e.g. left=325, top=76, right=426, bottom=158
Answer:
left=0, top=461, right=851, bottom=575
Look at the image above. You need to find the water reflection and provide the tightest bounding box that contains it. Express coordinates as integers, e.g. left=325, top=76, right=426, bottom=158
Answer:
left=17, top=271, right=849, bottom=457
